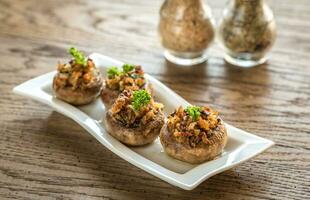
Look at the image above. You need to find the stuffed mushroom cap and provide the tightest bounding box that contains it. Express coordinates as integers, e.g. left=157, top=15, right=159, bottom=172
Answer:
left=101, top=64, right=152, bottom=108
left=104, top=89, right=164, bottom=146
left=53, top=47, right=103, bottom=106
left=160, top=106, right=227, bottom=164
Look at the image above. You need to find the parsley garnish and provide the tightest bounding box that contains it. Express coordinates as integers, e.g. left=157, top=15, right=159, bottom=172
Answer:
left=107, top=63, right=135, bottom=78
left=107, top=66, right=122, bottom=78
left=185, top=106, right=202, bottom=121
left=132, top=90, right=151, bottom=110
left=69, top=47, right=87, bottom=66
left=123, top=64, right=135, bottom=73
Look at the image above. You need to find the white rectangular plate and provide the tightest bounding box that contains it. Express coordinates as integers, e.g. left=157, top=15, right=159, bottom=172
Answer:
left=13, top=53, right=274, bottom=190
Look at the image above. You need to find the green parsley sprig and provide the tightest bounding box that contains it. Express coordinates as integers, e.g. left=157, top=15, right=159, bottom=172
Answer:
left=185, top=106, right=202, bottom=121
left=69, top=47, right=87, bottom=67
left=107, top=63, right=135, bottom=78
left=132, top=90, right=151, bottom=110
left=107, top=66, right=122, bottom=78
left=122, top=64, right=135, bottom=73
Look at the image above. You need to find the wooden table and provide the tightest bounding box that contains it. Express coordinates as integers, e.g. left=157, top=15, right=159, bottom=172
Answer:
left=0, top=0, right=309, bottom=199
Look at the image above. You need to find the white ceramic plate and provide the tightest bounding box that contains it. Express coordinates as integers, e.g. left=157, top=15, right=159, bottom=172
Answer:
left=13, top=53, right=274, bottom=190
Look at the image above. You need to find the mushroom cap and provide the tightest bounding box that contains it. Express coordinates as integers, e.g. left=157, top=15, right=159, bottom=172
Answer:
left=160, top=122, right=227, bottom=164
left=100, top=82, right=122, bottom=109
left=53, top=75, right=103, bottom=106
left=104, top=110, right=164, bottom=146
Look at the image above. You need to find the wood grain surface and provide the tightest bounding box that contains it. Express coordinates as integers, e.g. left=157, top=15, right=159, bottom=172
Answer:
left=0, top=0, right=309, bottom=199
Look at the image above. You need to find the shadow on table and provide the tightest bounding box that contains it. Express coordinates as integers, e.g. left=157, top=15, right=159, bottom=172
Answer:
left=162, top=58, right=270, bottom=111
left=222, top=60, right=271, bottom=82
left=163, top=59, right=208, bottom=77
left=160, top=59, right=210, bottom=105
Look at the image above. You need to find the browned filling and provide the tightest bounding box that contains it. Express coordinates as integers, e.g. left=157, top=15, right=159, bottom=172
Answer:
left=167, top=106, right=221, bottom=147
left=106, top=66, right=146, bottom=92
left=110, top=90, right=163, bottom=128
left=54, top=59, right=100, bottom=90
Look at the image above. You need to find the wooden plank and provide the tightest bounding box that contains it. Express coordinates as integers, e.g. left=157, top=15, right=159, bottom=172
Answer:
left=0, top=0, right=309, bottom=199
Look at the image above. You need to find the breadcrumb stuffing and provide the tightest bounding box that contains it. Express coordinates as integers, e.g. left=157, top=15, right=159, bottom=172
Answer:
left=167, top=106, right=220, bottom=147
